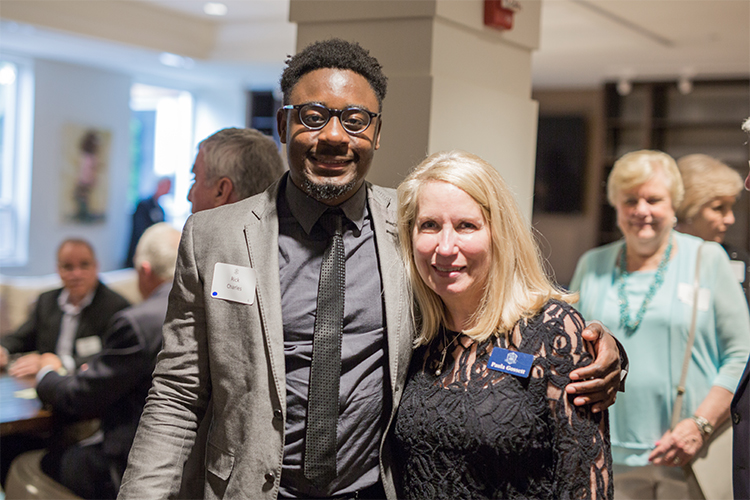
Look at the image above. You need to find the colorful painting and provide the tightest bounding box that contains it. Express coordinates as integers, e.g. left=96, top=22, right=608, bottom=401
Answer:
left=61, top=124, right=111, bottom=223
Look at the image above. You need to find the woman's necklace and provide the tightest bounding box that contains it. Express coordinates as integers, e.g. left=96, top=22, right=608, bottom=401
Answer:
left=617, top=233, right=673, bottom=335
left=435, top=330, right=462, bottom=376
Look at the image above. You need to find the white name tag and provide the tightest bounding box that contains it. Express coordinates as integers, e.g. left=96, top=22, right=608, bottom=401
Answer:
left=75, top=335, right=102, bottom=357
left=211, top=262, right=256, bottom=305
left=678, top=282, right=710, bottom=311
left=730, top=260, right=746, bottom=283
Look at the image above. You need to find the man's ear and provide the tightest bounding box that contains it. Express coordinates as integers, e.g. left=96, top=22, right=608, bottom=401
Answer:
left=214, top=177, right=234, bottom=207
left=373, top=119, right=382, bottom=150
left=277, top=108, right=288, bottom=144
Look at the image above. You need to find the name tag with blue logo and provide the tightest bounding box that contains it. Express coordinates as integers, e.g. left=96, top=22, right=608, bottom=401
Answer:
left=488, top=347, right=534, bottom=378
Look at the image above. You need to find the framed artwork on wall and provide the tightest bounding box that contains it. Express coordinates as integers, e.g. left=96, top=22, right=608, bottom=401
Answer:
left=60, top=124, right=111, bottom=223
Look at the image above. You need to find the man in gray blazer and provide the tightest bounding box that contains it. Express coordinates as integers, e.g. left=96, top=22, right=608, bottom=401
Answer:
left=120, top=39, right=622, bottom=500
left=732, top=117, right=750, bottom=500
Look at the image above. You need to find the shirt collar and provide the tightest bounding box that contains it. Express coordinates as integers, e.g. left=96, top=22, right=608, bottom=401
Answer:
left=284, top=176, right=367, bottom=235
left=58, top=286, right=96, bottom=315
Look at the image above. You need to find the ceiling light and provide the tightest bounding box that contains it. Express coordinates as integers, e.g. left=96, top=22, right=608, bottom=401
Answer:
left=616, top=78, right=632, bottom=96
left=203, top=2, right=227, bottom=16
left=0, top=64, right=17, bottom=86
left=159, top=52, right=195, bottom=69
left=678, top=77, right=693, bottom=95
left=678, top=68, right=696, bottom=95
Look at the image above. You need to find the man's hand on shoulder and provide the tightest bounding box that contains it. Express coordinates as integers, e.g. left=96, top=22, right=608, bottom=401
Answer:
left=566, top=321, right=622, bottom=413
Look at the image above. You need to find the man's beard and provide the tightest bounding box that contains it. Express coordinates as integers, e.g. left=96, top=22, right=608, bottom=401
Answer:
left=301, top=176, right=358, bottom=202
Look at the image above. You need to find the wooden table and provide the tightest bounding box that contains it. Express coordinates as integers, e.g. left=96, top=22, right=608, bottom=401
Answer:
left=0, top=374, right=53, bottom=436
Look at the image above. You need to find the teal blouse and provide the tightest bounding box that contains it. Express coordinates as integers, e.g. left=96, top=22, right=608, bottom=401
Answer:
left=570, top=231, right=750, bottom=466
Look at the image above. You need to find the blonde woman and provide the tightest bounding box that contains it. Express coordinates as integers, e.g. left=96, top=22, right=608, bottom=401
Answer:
left=392, top=150, right=612, bottom=499
left=676, top=154, right=743, bottom=244
left=571, top=150, right=750, bottom=498
left=675, top=153, right=748, bottom=303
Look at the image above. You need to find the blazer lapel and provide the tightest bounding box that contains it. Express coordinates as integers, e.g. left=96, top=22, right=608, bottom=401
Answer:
left=244, top=180, right=287, bottom=412
left=367, top=184, right=412, bottom=399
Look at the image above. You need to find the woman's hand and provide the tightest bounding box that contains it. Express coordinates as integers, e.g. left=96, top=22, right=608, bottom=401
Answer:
left=648, top=419, right=704, bottom=466
left=649, top=386, right=733, bottom=467
left=566, top=321, right=622, bottom=412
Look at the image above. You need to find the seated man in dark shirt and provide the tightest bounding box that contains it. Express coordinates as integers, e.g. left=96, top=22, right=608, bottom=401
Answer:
left=34, top=223, right=181, bottom=499
left=0, top=238, right=130, bottom=487
left=0, top=238, right=130, bottom=377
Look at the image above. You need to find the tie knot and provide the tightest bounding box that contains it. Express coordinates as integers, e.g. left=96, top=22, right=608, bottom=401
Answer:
left=318, top=209, right=344, bottom=237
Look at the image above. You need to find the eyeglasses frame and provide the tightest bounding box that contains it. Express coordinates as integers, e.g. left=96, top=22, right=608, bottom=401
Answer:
left=282, top=103, right=381, bottom=135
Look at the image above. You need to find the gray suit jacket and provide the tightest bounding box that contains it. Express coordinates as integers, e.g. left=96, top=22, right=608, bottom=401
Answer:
left=732, top=355, right=750, bottom=499
left=119, top=178, right=413, bottom=500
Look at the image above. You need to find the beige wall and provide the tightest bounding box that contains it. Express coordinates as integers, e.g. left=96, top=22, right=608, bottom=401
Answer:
left=531, top=88, right=605, bottom=286
left=291, top=0, right=542, bottom=220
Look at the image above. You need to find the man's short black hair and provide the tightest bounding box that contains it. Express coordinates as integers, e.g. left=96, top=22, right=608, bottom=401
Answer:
left=280, top=38, right=388, bottom=109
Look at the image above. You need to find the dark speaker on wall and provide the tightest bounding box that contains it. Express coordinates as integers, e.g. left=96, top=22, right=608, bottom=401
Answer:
left=533, top=115, right=587, bottom=214
left=247, top=91, right=281, bottom=144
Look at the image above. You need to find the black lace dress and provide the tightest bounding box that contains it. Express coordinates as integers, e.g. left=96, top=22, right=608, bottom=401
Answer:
left=393, top=300, right=612, bottom=499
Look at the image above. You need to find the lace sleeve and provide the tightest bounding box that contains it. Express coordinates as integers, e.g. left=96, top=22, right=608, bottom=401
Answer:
left=536, top=301, right=613, bottom=499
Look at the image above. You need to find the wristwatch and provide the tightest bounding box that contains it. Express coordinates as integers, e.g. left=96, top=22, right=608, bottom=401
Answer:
left=690, top=415, right=714, bottom=437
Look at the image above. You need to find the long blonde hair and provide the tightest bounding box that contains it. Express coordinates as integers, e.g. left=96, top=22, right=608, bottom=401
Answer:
left=397, top=150, right=575, bottom=345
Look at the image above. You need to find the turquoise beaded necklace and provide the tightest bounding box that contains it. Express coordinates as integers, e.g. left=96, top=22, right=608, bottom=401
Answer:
left=617, top=233, right=673, bottom=335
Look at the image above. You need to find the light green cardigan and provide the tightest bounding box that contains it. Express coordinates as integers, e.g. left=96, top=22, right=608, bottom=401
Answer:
left=570, top=231, right=750, bottom=466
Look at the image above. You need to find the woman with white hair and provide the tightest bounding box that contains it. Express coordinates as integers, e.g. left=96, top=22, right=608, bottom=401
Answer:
left=392, top=150, right=612, bottom=499
left=570, top=150, right=750, bottom=498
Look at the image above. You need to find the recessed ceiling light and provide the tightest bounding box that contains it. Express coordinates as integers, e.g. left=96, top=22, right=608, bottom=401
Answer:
left=159, top=52, right=195, bottom=69
left=0, top=64, right=17, bottom=86
left=203, top=2, right=227, bottom=16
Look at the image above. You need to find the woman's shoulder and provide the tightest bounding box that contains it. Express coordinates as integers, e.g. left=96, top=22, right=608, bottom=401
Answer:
left=674, top=231, right=728, bottom=262
left=526, top=299, right=585, bottom=339
left=541, top=297, right=579, bottom=314
left=577, top=240, right=623, bottom=268
left=674, top=230, right=722, bottom=250
left=523, top=300, right=590, bottom=367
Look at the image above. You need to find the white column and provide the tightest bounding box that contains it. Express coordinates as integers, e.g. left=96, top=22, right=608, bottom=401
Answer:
left=290, top=0, right=541, bottom=219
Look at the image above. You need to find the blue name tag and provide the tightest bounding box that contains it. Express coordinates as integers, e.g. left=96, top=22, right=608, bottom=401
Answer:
left=487, top=347, right=534, bottom=378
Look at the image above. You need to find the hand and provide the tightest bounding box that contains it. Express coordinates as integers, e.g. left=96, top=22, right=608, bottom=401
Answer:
left=8, top=353, right=43, bottom=378
left=0, top=347, right=8, bottom=370
left=648, top=419, right=704, bottom=466
left=566, top=321, right=621, bottom=413
left=38, top=353, right=63, bottom=373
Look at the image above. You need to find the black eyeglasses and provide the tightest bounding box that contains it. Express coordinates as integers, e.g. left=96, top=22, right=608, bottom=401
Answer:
left=283, top=103, right=380, bottom=135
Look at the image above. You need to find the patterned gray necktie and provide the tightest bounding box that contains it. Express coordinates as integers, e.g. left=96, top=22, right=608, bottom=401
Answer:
left=304, top=209, right=345, bottom=489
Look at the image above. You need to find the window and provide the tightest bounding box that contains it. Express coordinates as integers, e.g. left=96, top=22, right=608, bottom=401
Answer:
left=130, top=84, right=194, bottom=228
left=0, top=56, right=34, bottom=266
